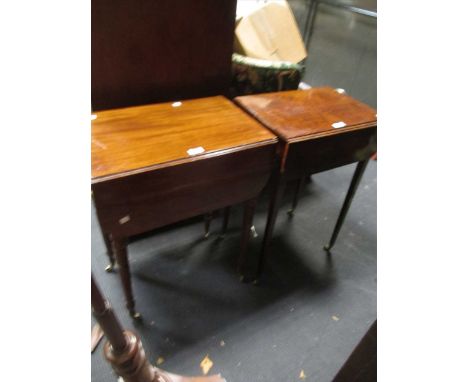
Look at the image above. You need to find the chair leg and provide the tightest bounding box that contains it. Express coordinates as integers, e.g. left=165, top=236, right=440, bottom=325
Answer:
left=324, top=159, right=369, bottom=252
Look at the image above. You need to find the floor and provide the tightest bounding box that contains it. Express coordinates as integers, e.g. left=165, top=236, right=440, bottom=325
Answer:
left=290, top=0, right=377, bottom=108
left=92, top=1, right=377, bottom=381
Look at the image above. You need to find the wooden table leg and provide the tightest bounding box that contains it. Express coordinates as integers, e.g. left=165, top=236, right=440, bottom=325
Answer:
left=256, top=173, right=287, bottom=280
left=288, top=175, right=305, bottom=216
left=220, top=206, right=231, bottom=238
left=238, top=198, right=257, bottom=281
left=204, top=212, right=213, bottom=239
left=113, top=237, right=141, bottom=320
left=102, top=232, right=116, bottom=272
left=94, top=193, right=116, bottom=272
left=324, top=159, right=369, bottom=252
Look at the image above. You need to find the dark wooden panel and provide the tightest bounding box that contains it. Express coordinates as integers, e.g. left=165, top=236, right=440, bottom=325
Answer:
left=285, top=126, right=377, bottom=179
left=92, top=0, right=237, bottom=111
left=92, top=143, right=277, bottom=237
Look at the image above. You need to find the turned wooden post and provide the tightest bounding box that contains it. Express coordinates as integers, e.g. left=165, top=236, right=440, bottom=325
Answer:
left=92, top=275, right=158, bottom=382
left=92, top=274, right=226, bottom=382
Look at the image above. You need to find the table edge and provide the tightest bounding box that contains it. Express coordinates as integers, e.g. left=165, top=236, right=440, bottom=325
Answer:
left=91, top=137, right=278, bottom=184
left=287, top=121, right=377, bottom=143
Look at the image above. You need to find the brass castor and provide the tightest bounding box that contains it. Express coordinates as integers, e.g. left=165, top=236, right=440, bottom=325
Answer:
left=105, top=263, right=115, bottom=273
left=250, top=225, right=258, bottom=238
left=130, top=311, right=142, bottom=321
left=323, top=244, right=331, bottom=252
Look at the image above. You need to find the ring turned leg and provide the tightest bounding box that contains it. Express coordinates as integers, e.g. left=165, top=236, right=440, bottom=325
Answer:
left=238, top=198, right=257, bottom=281
left=256, top=174, right=287, bottom=280
left=113, top=237, right=141, bottom=320
left=220, top=206, right=231, bottom=238
left=288, top=176, right=305, bottom=216
left=102, top=232, right=116, bottom=272
left=324, top=159, right=369, bottom=252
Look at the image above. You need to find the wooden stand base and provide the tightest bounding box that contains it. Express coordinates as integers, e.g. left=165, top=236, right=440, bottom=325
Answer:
left=92, top=275, right=225, bottom=382
left=104, top=331, right=225, bottom=382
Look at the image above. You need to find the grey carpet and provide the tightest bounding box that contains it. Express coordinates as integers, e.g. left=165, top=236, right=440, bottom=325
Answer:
left=92, top=160, right=376, bottom=382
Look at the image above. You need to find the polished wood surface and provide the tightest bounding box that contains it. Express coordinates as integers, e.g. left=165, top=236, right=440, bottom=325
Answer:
left=92, top=0, right=237, bottom=111
left=92, top=96, right=276, bottom=180
left=235, top=87, right=377, bottom=141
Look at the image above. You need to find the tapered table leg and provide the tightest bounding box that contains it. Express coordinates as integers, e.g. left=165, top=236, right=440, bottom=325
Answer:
left=102, top=232, right=116, bottom=272
left=288, top=175, right=305, bottom=216
left=220, top=206, right=231, bottom=238
left=324, top=159, right=369, bottom=251
left=94, top=193, right=116, bottom=272
left=113, top=237, right=141, bottom=320
left=204, top=212, right=213, bottom=239
left=256, top=174, right=287, bottom=280
left=238, top=198, right=257, bottom=281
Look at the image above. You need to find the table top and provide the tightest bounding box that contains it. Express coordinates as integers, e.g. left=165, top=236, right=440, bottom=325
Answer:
left=235, top=87, right=377, bottom=142
left=91, top=96, right=276, bottom=180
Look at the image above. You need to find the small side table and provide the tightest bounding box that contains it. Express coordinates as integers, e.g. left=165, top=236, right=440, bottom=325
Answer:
left=92, top=96, right=277, bottom=318
left=235, top=87, right=377, bottom=279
